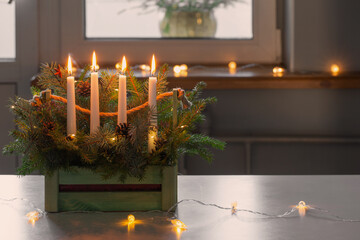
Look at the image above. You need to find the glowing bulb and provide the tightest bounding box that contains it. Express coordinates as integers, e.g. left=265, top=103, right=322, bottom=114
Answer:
left=140, top=64, right=150, bottom=71
left=67, top=55, right=73, bottom=75
left=11, top=105, right=15, bottom=109
left=228, top=61, right=237, bottom=70
left=273, top=66, right=285, bottom=77
left=121, top=56, right=127, bottom=73
left=173, top=65, right=181, bottom=74
left=180, top=64, right=188, bottom=71
left=273, top=66, right=284, bottom=74
left=331, top=64, right=340, bottom=76
left=128, top=214, right=135, bottom=224
left=228, top=61, right=237, bottom=75
left=91, top=51, right=98, bottom=72
left=67, top=134, right=76, bottom=141
left=231, top=201, right=237, bottom=215
left=111, top=137, right=116, bottom=141
left=151, top=54, right=156, bottom=76
left=115, top=88, right=119, bottom=91
left=171, top=219, right=187, bottom=230
left=26, top=211, right=40, bottom=225
left=115, top=63, right=121, bottom=70
left=296, top=201, right=308, bottom=217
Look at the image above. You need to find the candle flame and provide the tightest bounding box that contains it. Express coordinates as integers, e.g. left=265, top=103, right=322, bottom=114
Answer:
left=151, top=54, right=156, bottom=76
left=67, top=55, right=72, bottom=75
left=122, top=56, right=127, bottom=73
left=92, top=51, right=97, bottom=72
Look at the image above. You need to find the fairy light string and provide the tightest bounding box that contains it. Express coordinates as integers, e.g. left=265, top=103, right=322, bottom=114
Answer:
left=1, top=197, right=360, bottom=227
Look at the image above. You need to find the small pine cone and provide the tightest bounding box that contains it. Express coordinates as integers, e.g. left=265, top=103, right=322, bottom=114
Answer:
left=77, top=81, right=91, bottom=97
left=116, top=123, right=130, bottom=137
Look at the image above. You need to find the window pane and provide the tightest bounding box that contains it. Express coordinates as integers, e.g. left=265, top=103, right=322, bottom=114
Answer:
left=85, top=0, right=252, bottom=39
left=0, top=0, right=15, bottom=59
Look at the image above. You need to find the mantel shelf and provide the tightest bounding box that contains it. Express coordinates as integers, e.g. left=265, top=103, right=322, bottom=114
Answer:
left=131, top=67, right=360, bottom=89
left=33, top=67, right=360, bottom=90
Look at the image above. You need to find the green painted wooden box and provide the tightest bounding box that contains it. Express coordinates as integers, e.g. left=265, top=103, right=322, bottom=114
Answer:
left=45, top=89, right=181, bottom=212
left=45, top=166, right=177, bottom=212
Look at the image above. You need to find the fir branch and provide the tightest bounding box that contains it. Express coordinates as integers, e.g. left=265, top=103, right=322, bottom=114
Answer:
left=3, top=63, right=226, bottom=179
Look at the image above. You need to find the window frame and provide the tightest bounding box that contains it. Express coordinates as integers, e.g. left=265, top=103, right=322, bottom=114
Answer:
left=61, top=0, right=279, bottom=65
left=0, top=0, right=38, bottom=97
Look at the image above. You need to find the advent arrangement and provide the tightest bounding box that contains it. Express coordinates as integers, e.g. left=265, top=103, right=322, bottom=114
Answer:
left=3, top=52, right=225, bottom=212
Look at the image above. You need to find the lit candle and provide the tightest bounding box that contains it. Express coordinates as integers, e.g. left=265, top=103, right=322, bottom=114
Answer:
left=67, top=55, right=76, bottom=136
left=90, top=51, right=100, bottom=134
left=148, top=54, right=157, bottom=153
left=118, top=56, right=127, bottom=125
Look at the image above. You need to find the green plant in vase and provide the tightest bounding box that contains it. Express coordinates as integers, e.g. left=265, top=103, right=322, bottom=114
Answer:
left=127, top=0, right=245, bottom=37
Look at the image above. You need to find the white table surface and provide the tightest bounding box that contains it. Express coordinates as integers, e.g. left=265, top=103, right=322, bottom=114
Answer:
left=0, top=175, right=360, bottom=240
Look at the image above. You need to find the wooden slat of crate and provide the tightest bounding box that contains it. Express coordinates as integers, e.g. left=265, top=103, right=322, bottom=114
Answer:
left=161, top=165, right=177, bottom=210
left=45, top=166, right=177, bottom=212
left=59, top=167, right=162, bottom=185
left=58, top=192, right=162, bottom=211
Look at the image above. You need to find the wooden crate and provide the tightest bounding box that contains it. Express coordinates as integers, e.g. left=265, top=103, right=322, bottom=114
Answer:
left=45, top=166, right=177, bottom=212
left=45, top=89, right=180, bottom=212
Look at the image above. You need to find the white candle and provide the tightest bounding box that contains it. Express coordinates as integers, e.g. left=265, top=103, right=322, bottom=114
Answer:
left=117, top=56, right=127, bottom=125
left=67, top=55, right=76, bottom=136
left=148, top=54, right=157, bottom=152
left=90, top=51, right=100, bottom=134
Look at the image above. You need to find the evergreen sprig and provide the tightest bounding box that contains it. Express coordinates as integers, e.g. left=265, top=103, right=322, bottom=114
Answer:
left=3, top=63, right=225, bottom=180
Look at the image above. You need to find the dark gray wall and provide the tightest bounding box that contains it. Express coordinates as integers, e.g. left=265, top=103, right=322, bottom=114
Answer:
left=184, top=89, right=360, bottom=175
left=284, top=0, right=360, bottom=72
left=0, top=84, right=17, bottom=174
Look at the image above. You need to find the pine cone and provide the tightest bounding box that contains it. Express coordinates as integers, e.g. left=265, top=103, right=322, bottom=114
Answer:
left=116, top=123, right=130, bottom=137
left=77, top=81, right=90, bottom=97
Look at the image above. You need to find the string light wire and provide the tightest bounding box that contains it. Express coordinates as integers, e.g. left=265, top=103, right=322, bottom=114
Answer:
left=1, top=197, right=360, bottom=225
